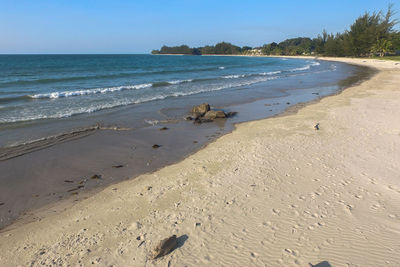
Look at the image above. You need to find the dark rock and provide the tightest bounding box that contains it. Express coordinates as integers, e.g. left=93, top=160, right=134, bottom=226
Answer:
left=194, top=117, right=213, bottom=124
left=64, top=180, right=74, bottom=183
left=226, top=111, right=237, bottom=118
left=67, top=185, right=84, bottom=192
left=159, top=127, right=169, bottom=131
left=151, top=235, right=178, bottom=259
left=0, top=202, right=4, bottom=206
left=286, top=102, right=290, bottom=105
left=152, top=144, right=161, bottom=149
left=90, top=174, right=102, bottom=179
left=187, top=103, right=236, bottom=124
left=192, top=112, right=202, bottom=119
left=185, top=112, right=202, bottom=121
left=112, top=165, right=124, bottom=168
left=203, top=110, right=226, bottom=120
left=190, top=103, right=210, bottom=115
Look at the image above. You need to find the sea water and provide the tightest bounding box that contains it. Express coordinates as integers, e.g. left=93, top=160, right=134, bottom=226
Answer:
left=0, top=54, right=355, bottom=147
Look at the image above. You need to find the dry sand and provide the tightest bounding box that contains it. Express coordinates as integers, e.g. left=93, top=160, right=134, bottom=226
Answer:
left=1, top=58, right=400, bottom=266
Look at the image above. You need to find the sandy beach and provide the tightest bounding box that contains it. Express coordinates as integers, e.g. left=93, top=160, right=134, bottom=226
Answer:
left=1, top=57, right=400, bottom=266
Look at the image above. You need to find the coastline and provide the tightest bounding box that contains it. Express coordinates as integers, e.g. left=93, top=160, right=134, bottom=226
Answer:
left=0, top=56, right=356, bottom=230
left=1, top=58, right=400, bottom=266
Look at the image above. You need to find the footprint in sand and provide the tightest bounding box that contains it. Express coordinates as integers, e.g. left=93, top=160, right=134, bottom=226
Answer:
left=371, top=203, right=381, bottom=210
left=369, top=178, right=377, bottom=185
left=308, top=221, right=325, bottom=230
left=341, top=203, right=354, bottom=214
left=262, top=221, right=272, bottom=227
left=272, top=208, right=281, bottom=215
left=388, top=185, right=400, bottom=193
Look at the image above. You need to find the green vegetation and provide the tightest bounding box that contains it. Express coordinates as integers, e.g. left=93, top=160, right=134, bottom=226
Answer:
left=151, top=5, right=400, bottom=58
left=151, top=42, right=246, bottom=55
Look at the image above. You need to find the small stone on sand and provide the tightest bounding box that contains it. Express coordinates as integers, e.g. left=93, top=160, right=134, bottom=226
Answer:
left=112, top=165, right=124, bottom=168
left=90, top=174, right=102, bottom=179
left=151, top=235, right=178, bottom=259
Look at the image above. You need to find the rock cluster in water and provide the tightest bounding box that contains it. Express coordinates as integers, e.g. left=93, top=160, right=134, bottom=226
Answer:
left=185, top=103, right=237, bottom=123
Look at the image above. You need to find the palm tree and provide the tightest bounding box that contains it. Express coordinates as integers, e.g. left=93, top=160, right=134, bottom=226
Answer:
left=371, top=39, right=393, bottom=57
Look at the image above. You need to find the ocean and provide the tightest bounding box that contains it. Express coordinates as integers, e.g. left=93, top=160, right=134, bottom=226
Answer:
left=0, top=54, right=355, bottom=147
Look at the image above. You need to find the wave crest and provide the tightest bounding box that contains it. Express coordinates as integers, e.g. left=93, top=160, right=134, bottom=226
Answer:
left=29, top=83, right=152, bottom=99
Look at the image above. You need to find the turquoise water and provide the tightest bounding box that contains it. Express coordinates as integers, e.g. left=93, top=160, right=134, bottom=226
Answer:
left=0, top=54, right=355, bottom=146
left=1, top=55, right=332, bottom=122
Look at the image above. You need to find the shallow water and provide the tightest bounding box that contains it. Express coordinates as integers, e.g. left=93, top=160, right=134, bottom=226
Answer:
left=1, top=55, right=350, bottom=147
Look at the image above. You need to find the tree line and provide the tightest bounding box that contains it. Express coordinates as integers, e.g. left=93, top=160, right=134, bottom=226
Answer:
left=151, top=42, right=243, bottom=55
left=151, top=5, right=399, bottom=57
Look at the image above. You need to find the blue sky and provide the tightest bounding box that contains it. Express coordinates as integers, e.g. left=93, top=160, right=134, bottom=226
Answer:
left=0, top=0, right=398, bottom=54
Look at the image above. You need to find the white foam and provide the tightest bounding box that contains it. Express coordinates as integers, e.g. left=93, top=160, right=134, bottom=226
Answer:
left=144, top=119, right=159, bottom=126
left=260, top=71, right=282, bottom=75
left=222, top=74, right=246, bottom=79
left=289, top=61, right=321, bottom=72
left=290, top=65, right=311, bottom=72
left=4, top=76, right=280, bottom=124
left=218, top=66, right=225, bottom=69
left=30, top=83, right=152, bottom=99
left=168, top=79, right=193, bottom=84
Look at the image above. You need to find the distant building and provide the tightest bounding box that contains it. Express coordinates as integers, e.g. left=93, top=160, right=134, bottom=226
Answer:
left=244, top=49, right=262, bottom=56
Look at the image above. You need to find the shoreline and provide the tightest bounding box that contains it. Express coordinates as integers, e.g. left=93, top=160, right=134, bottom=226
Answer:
left=0, top=57, right=357, bottom=230
left=1, top=57, right=400, bottom=266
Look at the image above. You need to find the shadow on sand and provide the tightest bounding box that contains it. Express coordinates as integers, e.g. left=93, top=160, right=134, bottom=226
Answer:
left=309, top=261, right=331, bottom=267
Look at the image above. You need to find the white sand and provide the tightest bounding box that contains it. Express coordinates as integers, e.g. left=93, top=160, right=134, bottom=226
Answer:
left=1, top=58, right=400, bottom=266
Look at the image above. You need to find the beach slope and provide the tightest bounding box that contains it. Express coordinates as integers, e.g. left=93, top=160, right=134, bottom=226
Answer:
left=1, top=58, right=400, bottom=266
